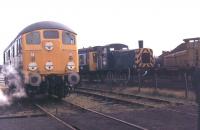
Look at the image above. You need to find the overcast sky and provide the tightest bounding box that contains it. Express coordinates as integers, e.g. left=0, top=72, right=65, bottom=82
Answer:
left=0, top=0, right=200, bottom=64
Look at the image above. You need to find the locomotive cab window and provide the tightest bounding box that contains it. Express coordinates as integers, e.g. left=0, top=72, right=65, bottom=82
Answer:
left=79, top=54, right=86, bottom=65
left=12, top=46, right=15, bottom=57
left=26, top=31, right=40, bottom=44
left=3, top=53, right=5, bottom=64
left=93, top=53, right=97, bottom=63
left=142, top=53, right=150, bottom=63
left=44, top=30, right=59, bottom=39
left=122, top=47, right=128, bottom=50
left=109, top=48, right=115, bottom=51
left=62, top=32, right=75, bottom=44
left=7, top=50, right=10, bottom=60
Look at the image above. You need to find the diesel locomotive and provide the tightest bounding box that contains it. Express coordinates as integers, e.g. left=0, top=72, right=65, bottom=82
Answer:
left=79, top=41, right=154, bottom=83
left=3, top=21, right=80, bottom=98
left=159, top=38, right=200, bottom=70
left=156, top=37, right=200, bottom=77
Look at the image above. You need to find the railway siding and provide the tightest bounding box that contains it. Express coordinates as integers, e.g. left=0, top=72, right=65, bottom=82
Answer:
left=75, top=87, right=179, bottom=108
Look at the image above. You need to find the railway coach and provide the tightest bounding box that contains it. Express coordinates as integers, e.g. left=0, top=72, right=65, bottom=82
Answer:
left=3, top=21, right=80, bottom=98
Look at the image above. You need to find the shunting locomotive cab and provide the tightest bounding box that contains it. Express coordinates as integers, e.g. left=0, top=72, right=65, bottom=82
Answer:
left=3, top=21, right=80, bottom=98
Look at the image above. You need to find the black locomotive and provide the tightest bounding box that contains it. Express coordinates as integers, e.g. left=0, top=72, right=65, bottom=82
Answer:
left=79, top=41, right=154, bottom=84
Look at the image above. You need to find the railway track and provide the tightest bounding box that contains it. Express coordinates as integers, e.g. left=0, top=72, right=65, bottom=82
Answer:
left=0, top=93, right=196, bottom=130
left=76, top=87, right=183, bottom=105
left=74, top=87, right=198, bottom=117
left=35, top=103, right=78, bottom=130
left=0, top=97, right=79, bottom=130
left=0, top=99, right=46, bottom=120
left=34, top=96, right=149, bottom=130
left=61, top=98, right=148, bottom=130
left=0, top=112, right=46, bottom=119
left=75, top=87, right=172, bottom=108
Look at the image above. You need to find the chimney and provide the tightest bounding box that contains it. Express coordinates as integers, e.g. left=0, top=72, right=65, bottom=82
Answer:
left=138, top=40, right=143, bottom=48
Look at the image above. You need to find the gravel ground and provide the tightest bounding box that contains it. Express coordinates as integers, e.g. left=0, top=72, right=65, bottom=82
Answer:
left=0, top=98, right=42, bottom=116
left=37, top=97, right=138, bottom=130
left=0, top=84, right=197, bottom=130
left=65, top=93, right=142, bottom=114
left=60, top=111, right=136, bottom=130
left=0, top=116, right=71, bottom=130
left=110, top=107, right=197, bottom=130
left=65, top=92, right=198, bottom=130
left=0, top=96, right=138, bottom=130
left=79, top=82, right=196, bottom=104
left=0, top=97, right=72, bottom=130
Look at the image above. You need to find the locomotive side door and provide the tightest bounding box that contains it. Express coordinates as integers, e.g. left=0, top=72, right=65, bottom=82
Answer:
left=89, top=51, right=97, bottom=71
left=79, top=53, right=87, bottom=70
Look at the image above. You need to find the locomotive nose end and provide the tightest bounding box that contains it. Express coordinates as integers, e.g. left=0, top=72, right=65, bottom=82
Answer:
left=68, top=72, right=80, bottom=85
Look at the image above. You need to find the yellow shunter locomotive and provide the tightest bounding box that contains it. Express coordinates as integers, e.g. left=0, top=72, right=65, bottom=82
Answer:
left=3, top=21, right=80, bottom=98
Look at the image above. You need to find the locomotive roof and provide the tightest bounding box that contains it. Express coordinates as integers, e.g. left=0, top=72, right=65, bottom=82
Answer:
left=79, top=46, right=102, bottom=52
left=104, top=43, right=128, bottom=49
left=183, top=37, right=200, bottom=42
left=4, top=21, right=76, bottom=52
left=18, top=21, right=76, bottom=36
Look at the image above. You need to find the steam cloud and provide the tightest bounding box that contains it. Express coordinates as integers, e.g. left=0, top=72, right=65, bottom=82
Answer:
left=0, top=89, right=10, bottom=106
left=0, top=65, right=26, bottom=106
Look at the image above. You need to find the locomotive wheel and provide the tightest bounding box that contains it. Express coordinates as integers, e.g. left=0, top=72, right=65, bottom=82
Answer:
left=106, top=71, right=113, bottom=84
left=99, top=74, right=105, bottom=83
left=40, top=82, right=48, bottom=94
left=47, top=80, right=54, bottom=96
left=57, top=84, right=66, bottom=99
left=25, top=85, right=35, bottom=98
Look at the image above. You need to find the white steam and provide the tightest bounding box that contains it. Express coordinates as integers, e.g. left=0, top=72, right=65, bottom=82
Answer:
left=0, top=89, right=10, bottom=106
left=0, top=65, right=27, bottom=106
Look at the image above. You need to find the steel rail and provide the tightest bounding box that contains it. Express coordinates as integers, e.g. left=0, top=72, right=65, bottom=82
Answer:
left=76, top=87, right=198, bottom=117
left=63, top=99, right=149, bottom=130
left=35, top=104, right=77, bottom=130
left=0, top=113, right=46, bottom=119
left=77, top=87, right=183, bottom=105
left=75, top=89, right=155, bottom=108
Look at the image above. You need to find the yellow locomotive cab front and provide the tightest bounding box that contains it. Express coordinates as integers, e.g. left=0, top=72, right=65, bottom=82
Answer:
left=3, top=21, right=80, bottom=98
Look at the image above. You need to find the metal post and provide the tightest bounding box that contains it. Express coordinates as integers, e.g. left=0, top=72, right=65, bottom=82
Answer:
left=184, top=72, right=188, bottom=99
left=138, top=70, right=141, bottom=92
left=56, top=108, right=58, bottom=115
left=191, top=69, right=200, bottom=130
left=154, top=70, right=158, bottom=93
left=198, top=104, right=200, bottom=130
